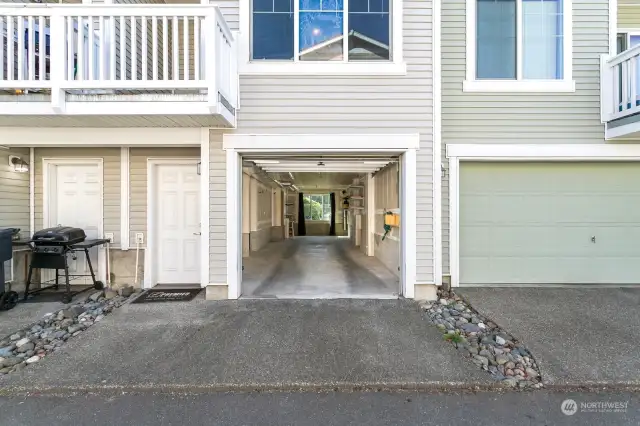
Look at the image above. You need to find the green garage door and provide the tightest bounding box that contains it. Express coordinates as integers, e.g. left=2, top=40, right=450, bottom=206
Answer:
left=460, top=162, right=640, bottom=285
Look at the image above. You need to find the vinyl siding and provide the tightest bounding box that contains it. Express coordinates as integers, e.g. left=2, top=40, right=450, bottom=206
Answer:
left=619, top=0, right=640, bottom=28
left=441, top=0, right=609, bottom=274
left=33, top=148, right=120, bottom=246
left=129, top=147, right=200, bottom=248
left=208, top=131, right=226, bottom=284
left=0, top=147, right=29, bottom=239
left=222, top=0, right=435, bottom=283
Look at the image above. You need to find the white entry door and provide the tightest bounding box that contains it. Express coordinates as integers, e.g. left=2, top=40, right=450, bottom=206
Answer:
left=155, top=164, right=200, bottom=284
left=47, top=163, right=102, bottom=284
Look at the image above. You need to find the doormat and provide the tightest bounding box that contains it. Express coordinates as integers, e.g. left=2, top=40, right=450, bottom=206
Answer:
left=131, top=288, right=202, bottom=303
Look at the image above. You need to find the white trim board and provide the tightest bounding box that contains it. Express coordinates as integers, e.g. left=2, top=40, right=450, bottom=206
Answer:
left=42, top=157, right=106, bottom=284
left=0, top=128, right=202, bottom=147
left=224, top=133, right=420, bottom=300
left=447, top=143, right=640, bottom=288
left=200, top=129, right=210, bottom=292
left=120, top=147, right=130, bottom=250
left=224, top=134, right=420, bottom=151
left=144, top=157, right=200, bottom=289
left=464, top=0, right=574, bottom=93
left=432, top=0, right=443, bottom=287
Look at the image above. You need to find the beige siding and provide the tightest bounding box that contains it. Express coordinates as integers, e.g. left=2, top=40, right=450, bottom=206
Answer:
left=0, top=148, right=29, bottom=239
left=225, top=0, right=435, bottom=283
left=33, top=148, right=120, bottom=245
left=619, top=0, right=640, bottom=28
left=209, top=132, right=226, bottom=284
left=441, top=0, right=609, bottom=274
left=129, top=147, right=200, bottom=248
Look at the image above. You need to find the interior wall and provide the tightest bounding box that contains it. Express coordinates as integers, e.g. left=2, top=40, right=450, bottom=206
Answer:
left=374, top=163, right=400, bottom=277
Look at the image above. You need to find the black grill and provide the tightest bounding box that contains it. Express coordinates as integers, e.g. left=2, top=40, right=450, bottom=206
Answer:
left=24, top=226, right=108, bottom=303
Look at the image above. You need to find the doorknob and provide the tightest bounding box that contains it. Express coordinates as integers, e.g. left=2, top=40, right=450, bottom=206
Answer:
left=193, top=232, right=202, bottom=235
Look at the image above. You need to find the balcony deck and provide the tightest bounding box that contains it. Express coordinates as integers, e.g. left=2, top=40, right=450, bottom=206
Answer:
left=602, top=44, right=640, bottom=139
left=0, top=3, right=237, bottom=127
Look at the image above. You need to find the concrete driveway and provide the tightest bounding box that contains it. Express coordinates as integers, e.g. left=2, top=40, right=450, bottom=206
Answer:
left=0, top=298, right=490, bottom=391
left=458, top=288, right=640, bottom=387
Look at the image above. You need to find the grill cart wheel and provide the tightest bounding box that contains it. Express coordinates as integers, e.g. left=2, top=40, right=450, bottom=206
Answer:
left=94, top=281, right=104, bottom=290
left=0, top=291, right=19, bottom=311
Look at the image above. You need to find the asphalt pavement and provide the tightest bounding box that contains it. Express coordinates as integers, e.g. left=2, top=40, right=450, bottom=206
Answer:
left=0, top=390, right=636, bottom=425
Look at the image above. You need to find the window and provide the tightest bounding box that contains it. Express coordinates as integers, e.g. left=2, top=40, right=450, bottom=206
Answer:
left=251, top=0, right=391, bottom=62
left=303, top=194, right=332, bottom=221
left=465, top=0, right=574, bottom=92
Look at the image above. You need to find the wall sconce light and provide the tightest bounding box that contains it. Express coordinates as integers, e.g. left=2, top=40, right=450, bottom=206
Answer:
left=9, top=155, right=29, bottom=173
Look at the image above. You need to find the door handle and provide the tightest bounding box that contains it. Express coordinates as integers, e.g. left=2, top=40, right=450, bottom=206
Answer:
left=193, top=232, right=202, bottom=235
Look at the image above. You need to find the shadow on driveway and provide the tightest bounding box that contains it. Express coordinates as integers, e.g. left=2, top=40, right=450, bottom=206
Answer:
left=0, top=299, right=490, bottom=391
left=458, top=287, right=640, bottom=387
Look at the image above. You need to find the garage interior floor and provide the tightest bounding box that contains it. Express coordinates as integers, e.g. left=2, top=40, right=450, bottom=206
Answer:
left=242, top=237, right=400, bottom=299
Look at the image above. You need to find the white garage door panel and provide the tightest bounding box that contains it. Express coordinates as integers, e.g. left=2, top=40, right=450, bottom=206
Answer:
left=460, top=162, right=640, bottom=285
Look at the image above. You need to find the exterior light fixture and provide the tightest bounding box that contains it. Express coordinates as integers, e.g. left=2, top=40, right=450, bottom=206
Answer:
left=9, top=155, right=29, bottom=173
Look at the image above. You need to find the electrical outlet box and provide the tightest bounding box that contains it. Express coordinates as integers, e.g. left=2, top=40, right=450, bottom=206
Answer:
left=135, top=233, right=144, bottom=244
left=104, top=233, right=114, bottom=243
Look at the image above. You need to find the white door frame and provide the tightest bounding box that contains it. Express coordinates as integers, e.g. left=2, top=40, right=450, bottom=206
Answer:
left=447, top=143, right=640, bottom=288
left=145, top=157, right=201, bottom=289
left=42, top=158, right=106, bottom=283
left=223, top=134, right=420, bottom=299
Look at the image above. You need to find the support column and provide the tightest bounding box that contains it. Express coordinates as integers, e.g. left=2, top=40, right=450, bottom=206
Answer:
left=400, top=149, right=417, bottom=299
left=366, top=173, right=375, bottom=257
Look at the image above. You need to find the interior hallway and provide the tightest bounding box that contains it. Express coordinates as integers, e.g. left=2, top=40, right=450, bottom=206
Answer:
left=242, top=237, right=399, bottom=299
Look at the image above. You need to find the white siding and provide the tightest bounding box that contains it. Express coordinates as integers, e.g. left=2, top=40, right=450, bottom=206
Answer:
left=441, top=0, right=609, bottom=274
left=209, top=131, right=226, bottom=284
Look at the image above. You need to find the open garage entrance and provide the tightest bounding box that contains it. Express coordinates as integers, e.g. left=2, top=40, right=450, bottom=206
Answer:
left=241, top=156, right=401, bottom=298
left=223, top=134, right=419, bottom=299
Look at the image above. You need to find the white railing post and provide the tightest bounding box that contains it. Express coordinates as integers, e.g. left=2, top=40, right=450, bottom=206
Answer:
left=205, top=9, right=217, bottom=112
left=50, top=13, right=66, bottom=113
left=601, top=54, right=614, bottom=123
left=230, top=31, right=238, bottom=111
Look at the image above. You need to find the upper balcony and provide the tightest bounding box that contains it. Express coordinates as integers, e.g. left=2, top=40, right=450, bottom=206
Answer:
left=0, top=3, right=237, bottom=127
left=601, top=45, right=640, bottom=140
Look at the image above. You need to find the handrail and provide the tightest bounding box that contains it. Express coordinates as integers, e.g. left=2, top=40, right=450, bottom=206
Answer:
left=607, top=43, right=640, bottom=67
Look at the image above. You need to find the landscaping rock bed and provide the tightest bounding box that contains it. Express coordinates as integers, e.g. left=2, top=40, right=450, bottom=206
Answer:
left=421, top=291, right=543, bottom=389
left=0, top=289, right=135, bottom=375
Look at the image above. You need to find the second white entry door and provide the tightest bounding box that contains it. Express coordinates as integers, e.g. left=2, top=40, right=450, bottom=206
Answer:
left=155, top=163, right=200, bottom=284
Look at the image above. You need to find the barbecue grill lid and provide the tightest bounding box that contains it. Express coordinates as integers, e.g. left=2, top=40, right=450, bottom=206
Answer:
left=31, top=226, right=87, bottom=243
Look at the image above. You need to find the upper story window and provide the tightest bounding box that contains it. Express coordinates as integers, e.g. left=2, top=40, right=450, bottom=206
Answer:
left=464, top=0, right=575, bottom=92
left=240, top=0, right=405, bottom=74
left=252, top=0, right=390, bottom=62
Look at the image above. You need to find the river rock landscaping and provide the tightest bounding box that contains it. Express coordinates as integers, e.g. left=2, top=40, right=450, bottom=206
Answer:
left=0, top=288, right=135, bottom=375
left=421, top=291, right=543, bottom=389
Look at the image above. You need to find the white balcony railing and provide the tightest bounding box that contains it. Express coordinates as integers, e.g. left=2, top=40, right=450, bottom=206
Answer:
left=0, top=4, right=237, bottom=116
left=601, top=44, right=640, bottom=123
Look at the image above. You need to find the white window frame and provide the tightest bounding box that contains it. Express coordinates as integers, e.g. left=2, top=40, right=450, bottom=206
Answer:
left=617, top=29, right=640, bottom=53
left=303, top=193, right=332, bottom=221
left=238, top=0, right=406, bottom=75
left=464, top=0, right=575, bottom=93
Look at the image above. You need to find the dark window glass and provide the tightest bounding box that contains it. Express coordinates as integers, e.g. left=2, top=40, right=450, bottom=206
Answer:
left=348, top=0, right=390, bottom=61
left=252, top=0, right=294, bottom=60
left=476, top=0, right=516, bottom=79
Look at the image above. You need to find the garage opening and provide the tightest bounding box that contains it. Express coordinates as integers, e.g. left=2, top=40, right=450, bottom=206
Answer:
left=239, top=154, right=402, bottom=299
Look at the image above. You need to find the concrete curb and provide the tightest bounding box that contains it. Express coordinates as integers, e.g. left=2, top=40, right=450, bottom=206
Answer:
left=0, top=381, right=516, bottom=396
left=1, top=381, right=638, bottom=396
